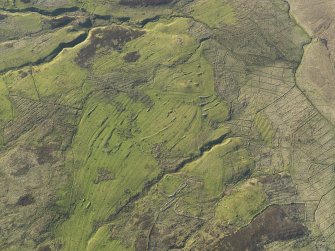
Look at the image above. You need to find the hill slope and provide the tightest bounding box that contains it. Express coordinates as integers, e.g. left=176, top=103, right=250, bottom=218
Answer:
left=0, top=0, right=334, bottom=250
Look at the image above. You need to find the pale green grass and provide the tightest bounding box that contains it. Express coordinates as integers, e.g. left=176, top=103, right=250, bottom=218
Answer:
left=0, top=77, right=12, bottom=127
left=0, top=26, right=85, bottom=72
left=1, top=0, right=173, bottom=22
left=55, top=94, right=162, bottom=251
left=254, top=112, right=276, bottom=145
left=1, top=17, right=233, bottom=250
left=93, top=18, right=198, bottom=74
left=184, top=179, right=268, bottom=249
left=215, top=180, right=268, bottom=226
left=1, top=0, right=76, bottom=11
left=2, top=30, right=88, bottom=105
left=87, top=137, right=253, bottom=249
left=0, top=0, right=315, bottom=249
left=182, top=137, right=252, bottom=196
left=80, top=0, right=172, bottom=21
left=189, top=0, right=237, bottom=28
left=3, top=70, right=39, bottom=100
left=0, top=11, right=43, bottom=41
left=87, top=226, right=131, bottom=251
left=33, top=47, right=88, bottom=102
left=55, top=18, right=232, bottom=250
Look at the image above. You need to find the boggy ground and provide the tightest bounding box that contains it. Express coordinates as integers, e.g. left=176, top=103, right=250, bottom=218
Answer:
left=0, top=0, right=334, bottom=250
left=216, top=204, right=308, bottom=250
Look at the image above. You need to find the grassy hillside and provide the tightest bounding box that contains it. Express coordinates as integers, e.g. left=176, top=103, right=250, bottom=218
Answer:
left=0, top=0, right=334, bottom=250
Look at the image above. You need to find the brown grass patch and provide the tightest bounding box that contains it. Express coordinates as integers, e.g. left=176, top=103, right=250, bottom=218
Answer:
left=35, top=146, right=54, bottom=165
left=75, top=26, right=145, bottom=68
left=216, top=204, right=308, bottom=250
left=48, top=16, right=75, bottom=29
left=11, top=164, right=31, bottom=176
left=120, top=0, right=173, bottom=6
left=0, top=14, right=7, bottom=20
left=94, top=168, right=115, bottom=184
left=123, top=51, right=140, bottom=62
left=17, top=194, right=35, bottom=206
left=37, top=246, right=51, bottom=251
